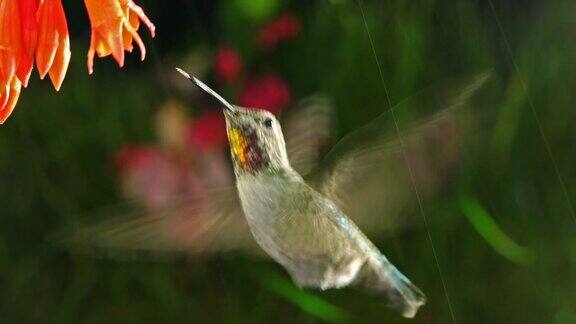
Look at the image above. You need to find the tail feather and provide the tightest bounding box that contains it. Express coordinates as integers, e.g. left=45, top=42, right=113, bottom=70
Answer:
left=357, top=256, right=426, bottom=318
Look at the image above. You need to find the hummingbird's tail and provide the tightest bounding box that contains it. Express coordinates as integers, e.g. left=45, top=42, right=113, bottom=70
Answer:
left=357, top=256, right=426, bottom=318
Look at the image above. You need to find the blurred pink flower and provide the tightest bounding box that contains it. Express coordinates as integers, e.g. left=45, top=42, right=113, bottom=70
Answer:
left=258, top=14, right=301, bottom=51
left=185, top=111, right=228, bottom=151
left=274, top=14, right=301, bottom=38
left=116, top=145, right=158, bottom=173
left=239, top=75, right=291, bottom=113
left=215, top=47, right=242, bottom=82
left=115, top=145, right=187, bottom=211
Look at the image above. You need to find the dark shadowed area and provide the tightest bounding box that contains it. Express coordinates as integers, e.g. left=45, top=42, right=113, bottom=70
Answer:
left=1, top=0, right=575, bottom=323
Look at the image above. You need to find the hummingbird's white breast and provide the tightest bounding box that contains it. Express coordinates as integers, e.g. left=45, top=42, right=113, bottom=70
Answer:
left=235, top=170, right=372, bottom=289
left=236, top=171, right=306, bottom=251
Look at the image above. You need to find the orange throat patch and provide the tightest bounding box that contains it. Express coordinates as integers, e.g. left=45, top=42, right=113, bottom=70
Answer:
left=228, top=128, right=249, bottom=168
left=227, top=127, right=267, bottom=172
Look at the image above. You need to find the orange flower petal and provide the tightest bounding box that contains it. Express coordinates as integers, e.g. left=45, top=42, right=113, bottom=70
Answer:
left=98, top=23, right=125, bottom=64
left=0, top=83, right=10, bottom=110
left=0, top=0, right=22, bottom=83
left=16, top=50, right=34, bottom=87
left=122, top=0, right=155, bottom=38
left=48, top=33, right=70, bottom=91
left=128, top=5, right=141, bottom=31
left=36, top=0, right=70, bottom=89
left=122, top=31, right=134, bottom=53
left=122, top=17, right=146, bottom=61
left=47, top=0, right=70, bottom=91
left=17, top=0, right=38, bottom=56
left=121, top=7, right=140, bottom=52
left=87, top=32, right=118, bottom=74
left=0, top=77, right=22, bottom=124
left=36, top=0, right=59, bottom=79
left=16, top=0, right=39, bottom=87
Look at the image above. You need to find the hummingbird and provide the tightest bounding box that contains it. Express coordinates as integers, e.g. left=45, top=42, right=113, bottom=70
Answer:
left=174, top=68, right=428, bottom=318
left=69, top=68, right=489, bottom=319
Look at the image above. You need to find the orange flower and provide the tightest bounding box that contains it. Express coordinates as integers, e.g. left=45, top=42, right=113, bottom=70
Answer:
left=84, top=0, right=156, bottom=74
left=0, top=0, right=70, bottom=123
left=0, top=0, right=155, bottom=124
left=0, top=0, right=30, bottom=124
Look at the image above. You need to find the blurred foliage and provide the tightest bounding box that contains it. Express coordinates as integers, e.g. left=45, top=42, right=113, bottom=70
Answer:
left=459, top=194, right=536, bottom=265
left=1, top=0, right=576, bottom=323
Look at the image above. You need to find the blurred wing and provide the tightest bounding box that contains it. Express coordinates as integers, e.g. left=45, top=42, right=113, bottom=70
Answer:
left=306, top=73, right=491, bottom=234
left=63, top=96, right=335, bottom=259
left=283, top=96, right=334, bottom=176
left=62, top=187, right=262, bottom=257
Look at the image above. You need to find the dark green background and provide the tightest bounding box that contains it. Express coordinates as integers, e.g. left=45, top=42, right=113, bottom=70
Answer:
left=1, top=0, right=575, bottom=322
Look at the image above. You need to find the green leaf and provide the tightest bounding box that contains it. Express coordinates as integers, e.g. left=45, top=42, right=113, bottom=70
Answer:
left=233, top=0, right=279, bottom=22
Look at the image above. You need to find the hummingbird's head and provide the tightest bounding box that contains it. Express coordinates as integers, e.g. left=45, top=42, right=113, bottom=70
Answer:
left=175, top=69, right=289, bottom=175
left=223, top=106, right=289, bottom=174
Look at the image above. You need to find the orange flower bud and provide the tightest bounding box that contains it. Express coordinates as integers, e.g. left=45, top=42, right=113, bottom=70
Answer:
left=16, top=0, right=39, bottom=87
left=36, top=0, right=70, bottom=91
left=0, top=76, right=22, bottom=124
left=0, top=0, right=22, bottom=85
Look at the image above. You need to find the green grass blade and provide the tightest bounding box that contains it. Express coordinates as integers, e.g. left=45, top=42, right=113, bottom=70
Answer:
left=459, top=194, right=536, bottom=265
left=249, top=265, right=349, bottom=322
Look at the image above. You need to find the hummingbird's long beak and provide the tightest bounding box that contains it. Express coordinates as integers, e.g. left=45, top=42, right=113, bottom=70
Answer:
left=175, top=67, right=236, bottom=113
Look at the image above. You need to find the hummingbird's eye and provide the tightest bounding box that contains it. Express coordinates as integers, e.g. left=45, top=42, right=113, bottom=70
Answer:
left=263, top=118, right=273, bottom=128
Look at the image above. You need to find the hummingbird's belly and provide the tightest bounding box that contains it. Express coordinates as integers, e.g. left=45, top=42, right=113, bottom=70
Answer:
left=236, top=174, right=308, bottom=255
left=236, top=174, right=364, bottom=271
